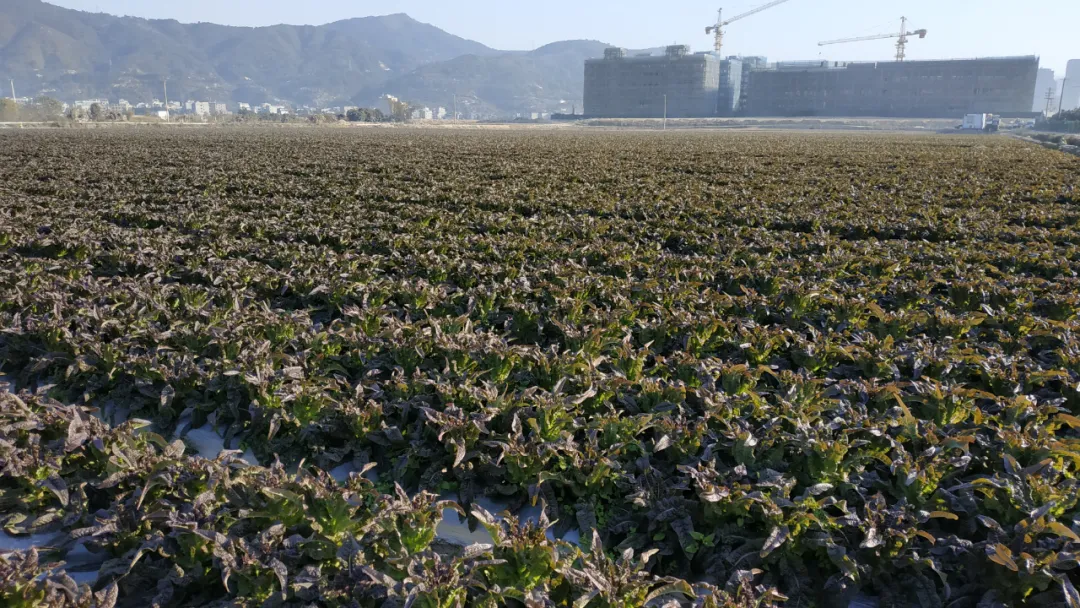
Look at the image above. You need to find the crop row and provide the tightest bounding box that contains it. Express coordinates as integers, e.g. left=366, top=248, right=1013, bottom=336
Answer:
left=1, top=129, right=1079, bottom=607
left=3, top=391, right=780, bottom=607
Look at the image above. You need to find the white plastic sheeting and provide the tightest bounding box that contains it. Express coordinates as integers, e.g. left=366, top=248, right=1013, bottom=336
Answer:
left=326, top=462, right=380, bottom=484
left=0, top=533, right=104, bottom=586
left=174, top=412, right=258, bottom=464
left=0, top=531, right=62, bottom=552
left=1, top=383, right=585, bottom=584
left=435, top=494, right=582, bottom=547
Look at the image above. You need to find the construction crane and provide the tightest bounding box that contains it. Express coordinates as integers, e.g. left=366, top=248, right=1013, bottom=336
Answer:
left=706, top=0, right=796, bottom=57
left=818, top=17, right=927, bottom=62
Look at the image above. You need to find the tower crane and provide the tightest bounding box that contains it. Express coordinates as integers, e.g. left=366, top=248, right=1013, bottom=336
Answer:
left=706, top=0, right=796, bottom=57
left=818, top=17, right=927, bottom=62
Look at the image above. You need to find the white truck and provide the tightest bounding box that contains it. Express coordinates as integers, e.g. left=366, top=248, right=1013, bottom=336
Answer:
left=962, top=113, right=989, bottom=130
left=961, top=113, right=1001, bottom=132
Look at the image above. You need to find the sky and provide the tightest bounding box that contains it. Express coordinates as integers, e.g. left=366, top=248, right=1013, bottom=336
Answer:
left=50, top=0, right=1076, bottom=75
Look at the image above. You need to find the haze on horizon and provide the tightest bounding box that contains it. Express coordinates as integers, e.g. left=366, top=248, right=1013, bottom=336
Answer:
left=48, top=0, right=1076, bottom=75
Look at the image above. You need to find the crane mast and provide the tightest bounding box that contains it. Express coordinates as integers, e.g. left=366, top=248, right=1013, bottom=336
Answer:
left=707, top=9, right=724, bottom=54
left=895, top=16, right=909, bottom=62
left=706, top=0, right=796, bottom=56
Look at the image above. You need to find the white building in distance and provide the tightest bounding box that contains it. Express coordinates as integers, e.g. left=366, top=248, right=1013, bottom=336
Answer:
left=1064, top=60, right=1080, bottom=112
left=73, top=99, right=109, bottom=110
left=1033, top=69, right=1056, bottom=113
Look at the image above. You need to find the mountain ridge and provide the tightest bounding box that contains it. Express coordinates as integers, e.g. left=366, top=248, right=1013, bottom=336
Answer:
left=0, top=1, right=650, bottom=115
left=0, top=1, right=510, bottom=108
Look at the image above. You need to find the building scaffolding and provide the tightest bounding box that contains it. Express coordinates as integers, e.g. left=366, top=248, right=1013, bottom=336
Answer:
left=741, top=56, right=1040, bottom=118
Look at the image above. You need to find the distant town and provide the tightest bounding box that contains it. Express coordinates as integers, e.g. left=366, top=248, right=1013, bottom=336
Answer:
left=1, top=92, right=555, bottom=124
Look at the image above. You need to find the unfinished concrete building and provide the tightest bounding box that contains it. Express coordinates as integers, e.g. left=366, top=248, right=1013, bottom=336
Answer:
left=1033, top=68, right=1056, bottom=113
left=742, top=56, right=1040, bottom=117
left=585, top=46, right=738, bottom=118
left=716, top=59, right=744, bottom=116
left=1064, top=60, right=1080, bottom=112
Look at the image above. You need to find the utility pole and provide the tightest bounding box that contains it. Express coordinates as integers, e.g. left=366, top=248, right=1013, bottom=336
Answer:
left=453, top=94, right=457, bottom=120
left=663, top=94, right=667, bottom=130
left=1045, top=86, right=1056, bottom=116
left=163, top=78, right=170, bottom=122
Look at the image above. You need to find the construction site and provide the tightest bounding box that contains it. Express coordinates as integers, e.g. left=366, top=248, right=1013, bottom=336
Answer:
left=584, top=3, right=1042, bottom=119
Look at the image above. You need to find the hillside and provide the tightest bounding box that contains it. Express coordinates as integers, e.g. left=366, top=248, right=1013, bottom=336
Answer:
left=355, top=40, right=614, bottom=116
left=0, top=0, right=496, bottom=107
left=0, top=1, right=666, bottom=115
left=355, top=42, right=671, bottom=117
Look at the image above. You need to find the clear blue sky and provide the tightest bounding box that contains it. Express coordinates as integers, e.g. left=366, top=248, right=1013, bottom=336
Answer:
left=52, top=0, right=1076, bottom=74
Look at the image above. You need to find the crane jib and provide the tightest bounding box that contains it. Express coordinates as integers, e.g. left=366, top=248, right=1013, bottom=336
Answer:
left=707, top=0, right=796, bottom=55
left=815, top=17, right=927, bottom=62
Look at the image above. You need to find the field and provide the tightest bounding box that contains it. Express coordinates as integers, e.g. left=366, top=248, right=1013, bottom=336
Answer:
left=1, top=128, right=1079, bottom=607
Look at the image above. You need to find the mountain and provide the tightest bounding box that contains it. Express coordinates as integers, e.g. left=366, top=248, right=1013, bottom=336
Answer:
left=0, top=1, right=654, bottom=115
left=0, top=0, right=496, bottom=106
left=356, top=41, right=614, bottom=117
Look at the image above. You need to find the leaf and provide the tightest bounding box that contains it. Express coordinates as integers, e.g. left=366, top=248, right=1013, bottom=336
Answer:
left=760, top=525, right=790, bottom=558
left=1058, top=414, right=1080, bottom=429
left=644, top=580, right=695, bottom=603
left=1047, top=522, right=1080, bottom=543
left=861, top=527, right=883, bottom=549
left=640, top=548, right=659, bottom=564
left=1053, top=552, right=1079, bottom=570
left=574, top=590, right=600, bottom=608
left=987, top=543, right=1018, bottom=572
left=41, top=475, right=69, bottom=507
left=1003, top=454, right=1021, bottom=476
left=463, top=543, right=493, bottom=560
left=270, top=558, right=288, bottom=599
left=726, top=568, right=763, bottom=588
left=453, top=441, right=466, bottom=468
left=833, top=558, right=859, bottom=580
left=576, top=502, right=598, bottom=535
left=1030, top=502, right=1056, bottom=521
left=95, top=582, right=119, bottom=608
left=1064, top=576, right=1080, bottom=608
left=654, top=434, right=672, bottom=452
left=929, top=511, right=958, bottom=521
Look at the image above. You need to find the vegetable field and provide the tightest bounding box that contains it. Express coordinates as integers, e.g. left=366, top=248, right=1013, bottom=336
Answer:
left=2, top=129, right=1079, bottom=607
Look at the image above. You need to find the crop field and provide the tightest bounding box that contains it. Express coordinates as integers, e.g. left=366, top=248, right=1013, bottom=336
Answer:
left=1, top=128, right=1079, bottom=607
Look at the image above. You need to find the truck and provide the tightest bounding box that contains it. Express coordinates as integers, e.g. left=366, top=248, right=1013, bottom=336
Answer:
left=960, top=113, right=1001, bottom=132
left=962, top=113, right=989, bottom=130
